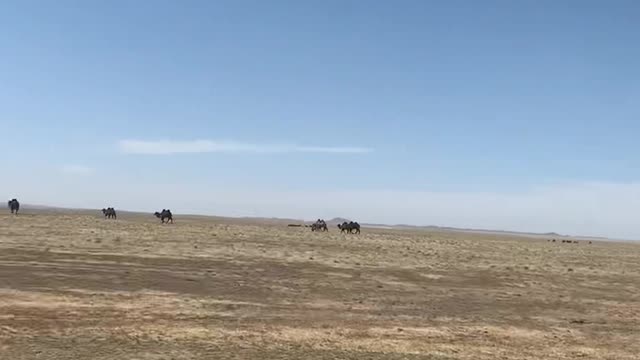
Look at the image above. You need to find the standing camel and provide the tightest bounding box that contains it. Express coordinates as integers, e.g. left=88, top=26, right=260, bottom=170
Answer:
left=154, top=209, right=173, bottom=224
left=7, top=199, right=19, bottom=215
left=102, top=207, right=117, bottom=219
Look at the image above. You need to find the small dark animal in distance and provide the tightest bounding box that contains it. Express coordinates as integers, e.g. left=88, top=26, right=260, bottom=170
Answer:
left=7, top=199, right=19, bottom=215
left=154, top=209, right=173, bottom=224
left=102, top=207, right=117, bottom=219
left=338, top=221, right=361, bottom=234
left=310, top=219, right=328, bottom=232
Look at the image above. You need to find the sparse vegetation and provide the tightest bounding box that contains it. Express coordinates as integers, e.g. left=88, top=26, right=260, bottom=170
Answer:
left=0, top=210, right=639, bottom=359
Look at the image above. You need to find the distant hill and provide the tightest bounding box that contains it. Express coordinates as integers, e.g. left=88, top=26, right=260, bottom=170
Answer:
left=327, top=217, right=351, bottom=225
left=543, top=232, right=563, bottom=237
left=380, top=223, right=608, bottom=241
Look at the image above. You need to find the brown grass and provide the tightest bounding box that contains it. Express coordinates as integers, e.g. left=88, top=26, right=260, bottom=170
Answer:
left=0, top=211, right=639, bottom=359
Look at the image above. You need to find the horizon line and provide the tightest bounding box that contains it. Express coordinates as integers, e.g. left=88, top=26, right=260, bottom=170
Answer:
left=13, top=202, right=621, bottom=242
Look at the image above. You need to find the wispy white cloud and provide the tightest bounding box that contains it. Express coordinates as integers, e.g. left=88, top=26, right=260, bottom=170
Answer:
left=117, top=139, right=373, bottom=155
left=61, top=165, right=94, bottom=176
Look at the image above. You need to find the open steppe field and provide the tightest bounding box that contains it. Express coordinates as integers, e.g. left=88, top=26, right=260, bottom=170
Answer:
left=0, top=211, right=639, bottom=359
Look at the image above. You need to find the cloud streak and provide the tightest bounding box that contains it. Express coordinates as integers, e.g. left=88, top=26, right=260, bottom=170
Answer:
left=118, top=140, right=373, bottom=155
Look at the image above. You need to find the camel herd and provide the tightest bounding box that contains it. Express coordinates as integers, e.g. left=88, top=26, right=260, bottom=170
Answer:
left=102, top=207, right=173, bottom=223
left=549, top=238, right=592, bottom=245
left=2, top=199, right=603, bottom=242
left=8, top=199, right=173, bottom=224
left=7, top=200, right=358, bottom=232
left=4, top=199, right=599, bottom=241
left=310, top=219, right=361, bottom=234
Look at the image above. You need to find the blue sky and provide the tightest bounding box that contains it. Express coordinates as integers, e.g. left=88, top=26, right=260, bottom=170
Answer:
left=2, top=1, right=640, bottom=238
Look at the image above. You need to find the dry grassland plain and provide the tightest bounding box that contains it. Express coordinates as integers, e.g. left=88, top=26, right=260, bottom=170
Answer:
left=1, top=211, right=639, bottom=359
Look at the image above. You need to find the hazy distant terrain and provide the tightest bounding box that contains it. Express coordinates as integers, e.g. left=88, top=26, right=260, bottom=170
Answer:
left=1, top=209, right=638, bottom=359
